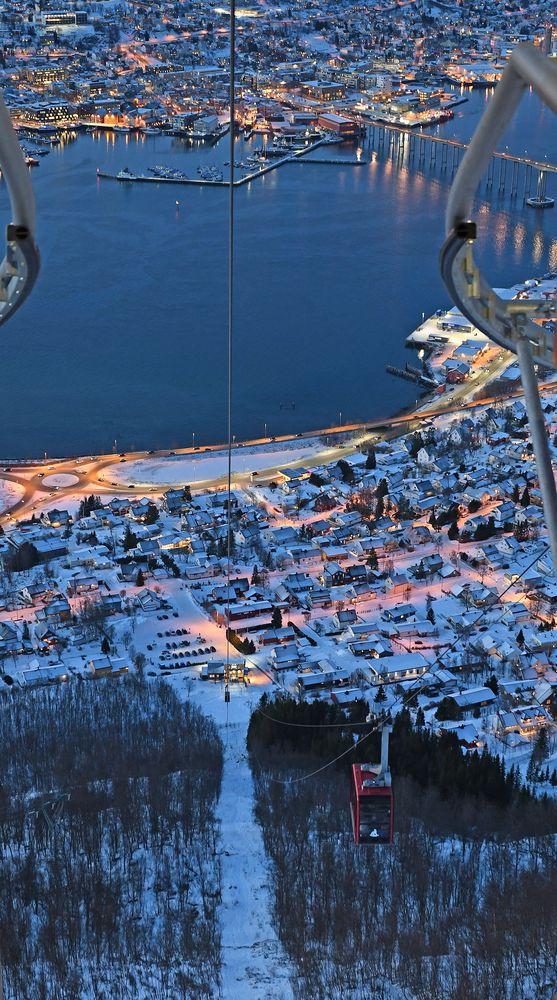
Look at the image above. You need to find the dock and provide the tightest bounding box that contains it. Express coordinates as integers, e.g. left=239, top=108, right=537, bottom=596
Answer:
left=234, top=152, right=294, bottom=186
left=96, top=140, right=368, bottom=191
left=291, top=156, right=365, bottom=166
left=385, top=363, right=438, bottom=390
left=96, top=169, right=227, bottom=187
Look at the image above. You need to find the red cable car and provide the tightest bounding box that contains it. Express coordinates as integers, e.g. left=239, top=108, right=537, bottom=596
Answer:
left=350, top=727, right=394, bottom=845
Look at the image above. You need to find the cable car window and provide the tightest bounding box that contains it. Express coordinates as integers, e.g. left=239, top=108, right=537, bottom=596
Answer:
left=358, top=796, right=392, bottom=844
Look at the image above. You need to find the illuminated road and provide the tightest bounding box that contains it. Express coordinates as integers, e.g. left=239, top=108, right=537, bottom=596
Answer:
left=0, top=352, right=554, bottom=522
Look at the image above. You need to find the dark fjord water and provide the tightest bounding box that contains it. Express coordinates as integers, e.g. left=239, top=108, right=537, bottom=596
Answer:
left=2, top=87, right=557, bottom=456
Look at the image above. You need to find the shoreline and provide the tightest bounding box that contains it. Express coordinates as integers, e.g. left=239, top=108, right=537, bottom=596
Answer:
left=9, top=97, right=550, bottom=464
left=0, top=407, right=417, bottom=469
left=0, top=334, right=545, bottom=474
left=0, top=395, right=422, bottom=468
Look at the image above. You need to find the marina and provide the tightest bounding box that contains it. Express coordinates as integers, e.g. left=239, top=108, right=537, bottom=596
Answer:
left=72, top=112, right=557, bottom=206
left=97, top=139, right=367, bottom=190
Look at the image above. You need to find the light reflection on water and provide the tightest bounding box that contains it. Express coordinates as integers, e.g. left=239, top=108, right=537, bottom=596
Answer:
left=0, top=88, right=556, bottom=456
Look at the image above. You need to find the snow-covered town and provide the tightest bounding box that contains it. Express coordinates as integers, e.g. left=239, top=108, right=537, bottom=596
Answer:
left=1, top=323, right=556, bottom=790
left=3, top=0, right=557, bottom=991
left=1, top=248, right=557, bottom=996
left=1, top=0, right=557, bottom=145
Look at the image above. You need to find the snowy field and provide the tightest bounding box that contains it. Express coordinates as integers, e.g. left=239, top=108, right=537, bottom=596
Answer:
left=104, top=444, right=318, bottom=487
left=0, top=479, right=24, bottom=513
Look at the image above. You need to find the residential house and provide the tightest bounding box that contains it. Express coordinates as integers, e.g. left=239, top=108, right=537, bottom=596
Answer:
left=87, top=656, right=129, bottom=678
left=259, top=626, right=297, bottom=647
left=67, top=576, right=99, bottom=597
left=35, top=596, right=71, bottom=625
left=19, top=663, right=69, bottom=686
left=453, top=686, right=497, bottom=715
left=101, top=593, right=123, bottom=615
left=271, top=642, right=304, bottom=671
left=362, top=651, right=429, bottom=684
left=0, top=620, right=23, bottom=657
left=41, top=509, right=72, bottom=529
left=438, top=721, right=484, bottom=750
left=497, top=704, right=551, bottom=739
left=136, top=588, right=164, bottom=613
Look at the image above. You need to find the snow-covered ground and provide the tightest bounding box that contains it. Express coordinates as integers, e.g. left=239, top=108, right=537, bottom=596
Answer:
left=164, top=681, right=294, bottom=997
left=42, top=473, right=79, bottom=488
left=217, top=723, right=294, bottom=1000
left=122, top=585, right=294, bottom=998
left=0, top=479, right=24, bottom=513
left=105, top=444, right=318, bottom=487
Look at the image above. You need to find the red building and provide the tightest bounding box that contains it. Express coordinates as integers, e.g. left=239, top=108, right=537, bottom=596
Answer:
left=317, top=113, right=359, bottom=137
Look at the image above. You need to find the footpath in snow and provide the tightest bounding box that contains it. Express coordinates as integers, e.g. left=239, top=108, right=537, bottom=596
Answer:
left=217, top=721, right=294, bottom=1000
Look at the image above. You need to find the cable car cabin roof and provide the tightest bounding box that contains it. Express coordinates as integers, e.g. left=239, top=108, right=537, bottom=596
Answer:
left=352, top=762, right=391, bottom=792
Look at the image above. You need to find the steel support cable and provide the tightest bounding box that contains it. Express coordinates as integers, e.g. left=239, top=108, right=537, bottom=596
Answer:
left=440, top=41, right=557, bottom=576
left=0, top=93, right=39, bottom=326
left=225, top=0, right=237, bottom=715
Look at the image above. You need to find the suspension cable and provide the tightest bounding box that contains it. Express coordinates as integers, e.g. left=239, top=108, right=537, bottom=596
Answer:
left=225, top=0, right=237, bottom=718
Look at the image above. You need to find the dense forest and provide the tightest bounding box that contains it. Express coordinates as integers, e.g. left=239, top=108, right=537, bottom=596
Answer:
left=0, top=680, right=223, bottom=999
left=250, top=696, right=557, bottom=1000
left=248, top=697, right=557, bottom=837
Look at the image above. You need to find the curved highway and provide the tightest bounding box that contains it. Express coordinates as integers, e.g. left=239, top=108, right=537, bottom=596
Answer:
left=1, top=356, right=554, bottom=525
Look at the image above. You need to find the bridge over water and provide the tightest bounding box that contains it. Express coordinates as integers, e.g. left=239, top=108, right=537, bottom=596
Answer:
left=366, top=120, right=556, bottom=203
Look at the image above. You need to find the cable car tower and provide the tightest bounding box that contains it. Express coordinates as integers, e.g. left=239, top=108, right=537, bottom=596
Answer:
left=0, top=94, right=39, bottom=327
left=350, top=724, right=394, bottom=845
left=441, top=42, right=557, bottom=576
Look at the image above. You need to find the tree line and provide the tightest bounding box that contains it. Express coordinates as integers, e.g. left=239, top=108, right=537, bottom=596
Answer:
left=248, top=697, right=557, bottom=839
left=0, top=679, right=224, bottom=999
left=252, top=760, right=557, bottom=1000
left=249, top=696, right=557, bottom=1000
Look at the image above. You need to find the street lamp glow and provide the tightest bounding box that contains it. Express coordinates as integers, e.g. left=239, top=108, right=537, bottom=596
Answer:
left=213, top=7, right=261, bottom=16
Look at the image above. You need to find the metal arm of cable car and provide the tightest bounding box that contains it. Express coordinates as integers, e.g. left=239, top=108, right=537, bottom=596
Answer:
left=0, top=92, right=39, bottom=327
left=440, top=42, right=557, bottom=575
left=361, top=724, right=392, bottom=787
